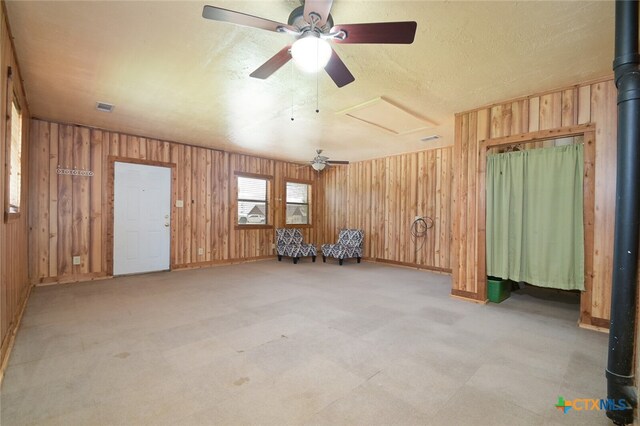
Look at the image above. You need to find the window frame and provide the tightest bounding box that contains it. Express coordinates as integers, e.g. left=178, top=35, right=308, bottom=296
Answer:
left=5, top=67, right=24, bottom=222
left=284, top=179, right=312, bottom=228
left=235, top=172, right=273, bottom=229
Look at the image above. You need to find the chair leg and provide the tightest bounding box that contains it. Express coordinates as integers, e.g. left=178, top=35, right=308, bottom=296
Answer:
left=339, top=259, right=343, bottom=266
left=357, top=257, right=361, bottom=263
left=322, top=256, right=326, bottom=263
left=278, top=255, right=282, bottom=261
left=293, top=257, right=299, bottom=264
left=312, top=255, right=316, bottom=263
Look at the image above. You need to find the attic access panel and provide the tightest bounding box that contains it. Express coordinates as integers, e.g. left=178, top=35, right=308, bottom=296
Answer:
left=337, top=97, right=435, bottom=135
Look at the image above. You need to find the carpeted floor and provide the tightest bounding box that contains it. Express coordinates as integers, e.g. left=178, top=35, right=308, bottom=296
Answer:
left=0, top=260, right=609, bottom=425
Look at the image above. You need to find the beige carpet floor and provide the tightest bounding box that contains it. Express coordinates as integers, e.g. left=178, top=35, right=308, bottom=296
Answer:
left=0, top=259, right=610, bottom=425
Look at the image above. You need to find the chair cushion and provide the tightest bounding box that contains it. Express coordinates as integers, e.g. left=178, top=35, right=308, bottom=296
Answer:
left=276, top=228, right=316, bottom=258
left=322, top=229, right=364, bottom=259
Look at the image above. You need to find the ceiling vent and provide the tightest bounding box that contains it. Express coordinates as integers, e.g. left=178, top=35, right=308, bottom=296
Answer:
left=96, top=102, right=114, bottom=113
left=337, top=97, right=435, bottom=135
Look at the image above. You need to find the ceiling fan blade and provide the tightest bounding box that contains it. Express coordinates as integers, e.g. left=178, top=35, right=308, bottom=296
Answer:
left=303, top=0, right=334, bottom=27
left=249, top=46, right=292, bottom=79
left=324, top=48, right=355, bottom=88
left=331, top=21, right=417, bottom=44
left=327, top=160, right=349, bottom=165
left=202, top=5, right=295, bottom=33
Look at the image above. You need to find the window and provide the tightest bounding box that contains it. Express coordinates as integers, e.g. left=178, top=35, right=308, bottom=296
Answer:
left=286, top=181, right=311, bottom=225
left=237, top=176, right=269, bottom=225
left=5, top=84, right=23, bottom=217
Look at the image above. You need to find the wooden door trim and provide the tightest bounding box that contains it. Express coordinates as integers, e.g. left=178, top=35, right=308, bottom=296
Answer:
left=476, top=128, right=596, bottom=326
left=106, top=156, right=177, bottom=276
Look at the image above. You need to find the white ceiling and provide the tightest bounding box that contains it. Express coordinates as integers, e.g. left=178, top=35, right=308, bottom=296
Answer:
left=5, top=1, right=614, bottom=163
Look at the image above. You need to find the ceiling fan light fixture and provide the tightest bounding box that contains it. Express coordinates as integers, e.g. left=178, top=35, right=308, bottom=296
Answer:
left=291, top=33, right=332, bottom=73
left=311, top=161, right=326, bottom=171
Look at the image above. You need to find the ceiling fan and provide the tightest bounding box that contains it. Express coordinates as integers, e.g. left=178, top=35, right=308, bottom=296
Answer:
left=202, top=1, right=417, bottom=88
left=308, top=149, right=349, bottom=171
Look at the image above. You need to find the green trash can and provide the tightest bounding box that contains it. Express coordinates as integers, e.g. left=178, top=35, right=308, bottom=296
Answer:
left=487, top=276, right=510, bottom=303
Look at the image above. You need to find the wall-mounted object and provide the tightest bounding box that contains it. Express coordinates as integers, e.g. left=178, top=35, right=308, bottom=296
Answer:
left=56, top=166, right=94, bottom=177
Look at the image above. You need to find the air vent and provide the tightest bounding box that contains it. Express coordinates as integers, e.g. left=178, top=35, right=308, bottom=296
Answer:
left=96, top=102, right=114, bottom=113
left=420, top=135, right=440, bottom=142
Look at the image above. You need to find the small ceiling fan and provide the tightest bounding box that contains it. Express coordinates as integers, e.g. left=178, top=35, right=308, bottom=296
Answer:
left=202, top=1, right=417, bottom=87
left=307, top=149, right=349, bottom=171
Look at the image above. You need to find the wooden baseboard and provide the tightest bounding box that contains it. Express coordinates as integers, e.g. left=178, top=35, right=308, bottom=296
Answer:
left=0, top=283, right=33, bottom=385
left=578, top=321, right=610, bottom=334
left=450, top=288, right=488, bottom=304
left=36, top=272, right=111, bottom=286
left=368, top=258, right=452, bottom=274
left=172, top=256, right=274, bottom=270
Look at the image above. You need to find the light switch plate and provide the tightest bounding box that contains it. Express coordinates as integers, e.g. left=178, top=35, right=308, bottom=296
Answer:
left=176, top=200, right=184, bottom=208
left=72, top=256, right=81, bottom=265
left=198, top=248, right=204, bottom=255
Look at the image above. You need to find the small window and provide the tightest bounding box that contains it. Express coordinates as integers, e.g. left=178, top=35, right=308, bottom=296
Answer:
left=286, top=182, right=311, bottom=225
left=237, top=176, right=269, bottom=225
left=6, top=95, right=23, bottom=217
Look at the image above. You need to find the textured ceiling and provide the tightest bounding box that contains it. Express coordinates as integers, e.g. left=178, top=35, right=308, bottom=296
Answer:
left=5, top=1, right=614, bottom=163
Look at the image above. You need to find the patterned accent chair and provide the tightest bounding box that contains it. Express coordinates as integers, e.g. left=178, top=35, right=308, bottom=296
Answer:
left=275, top=228, right=317, bottom=264
left=321, top=229, right=364, bottom=265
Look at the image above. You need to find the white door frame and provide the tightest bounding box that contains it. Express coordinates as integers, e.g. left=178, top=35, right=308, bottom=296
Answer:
left=107, top=157, right=175, bottom=276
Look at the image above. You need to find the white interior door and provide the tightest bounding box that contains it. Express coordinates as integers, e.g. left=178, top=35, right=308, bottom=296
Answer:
left=114, top=162, right=171, bottom=275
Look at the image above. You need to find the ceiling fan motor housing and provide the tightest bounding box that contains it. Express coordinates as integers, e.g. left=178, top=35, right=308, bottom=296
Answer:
left=288, top=6, right=334, bottom=33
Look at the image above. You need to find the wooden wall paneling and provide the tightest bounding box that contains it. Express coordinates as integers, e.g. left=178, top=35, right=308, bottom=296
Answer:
left=434, top=149, right=442, bottom=267
left=528, top=97, right=541, bottom=132
left=170, top=143, right=182, bottom=265
left=561, top=88, right=577, bottom=127
left=510, top=100, right=529, bottom=135
left=1, top=4, right=31, bottom=380
left=578, top=85, right=592, bottom=124
left=363, top=162, right=372, bottom=258
left=425, top=151, right=436, bottom=266
left=467, top=112, right=478, bottom=294
left=57, top=124, right=73, bottom=277
left=72, top=126, right=90, bottom=274
left=590, top=80, right=617, bottom=322
left=398, top=155, right=406, bottom=262
left=205, top=150, right=212, bottom=261
left=89, top=129, right=102, bottom=273
left=415, top=152, right=426, bottom=265
left=581, top=131, right=596, bottom=324
left=27, top=120, right=37, bottom=282
left=319, top=146, right=454, bottom=271
left=48, top=123, right=58, bottom=278
left=36, top=121, right=49, bottom=279
left=458, top=114, right=469, bottom=290
left=453, top=76, right=618, bottom=327
left=184, top=146, right=192, bottom=263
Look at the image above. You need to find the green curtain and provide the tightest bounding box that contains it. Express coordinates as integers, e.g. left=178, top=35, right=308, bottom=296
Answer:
left=486, top=144, right=584, bottom=291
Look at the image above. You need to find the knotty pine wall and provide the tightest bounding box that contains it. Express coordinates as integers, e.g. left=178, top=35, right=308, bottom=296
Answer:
left=1, top=4, right=30, bottom=372
left=453, top=77, right=617, bottom=328
left=28, top=119, right=321, bottom=284
left=319, top=148, right=453, bottom=271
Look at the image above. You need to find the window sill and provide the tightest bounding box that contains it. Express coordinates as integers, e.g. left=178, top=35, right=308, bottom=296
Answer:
left=4, top=211, right=21, bottom=222
left=235, top=224, right=274, bottom=230
left=283, top=224, right=312, bottom=229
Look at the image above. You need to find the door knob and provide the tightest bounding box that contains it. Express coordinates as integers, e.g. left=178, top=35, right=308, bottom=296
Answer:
left=164, top=223, right=170, bottom=227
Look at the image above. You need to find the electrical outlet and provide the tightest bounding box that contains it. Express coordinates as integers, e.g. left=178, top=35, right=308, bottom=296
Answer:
left=176, top=200, right=184, bottom=208
left=72, top=256, right=81, bottom=265
left=271, top=243, right=275, bottom=249
left=198, top=248, right=204, bottom=256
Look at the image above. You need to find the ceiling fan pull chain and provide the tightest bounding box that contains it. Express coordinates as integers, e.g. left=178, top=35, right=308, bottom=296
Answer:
left=290, top=60, right=295, bottom=121
left=316, top=41, right=320, bottom=113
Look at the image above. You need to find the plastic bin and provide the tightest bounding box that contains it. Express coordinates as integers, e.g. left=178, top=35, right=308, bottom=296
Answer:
left=487, top=276, right=510, bottom=303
